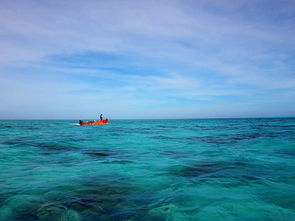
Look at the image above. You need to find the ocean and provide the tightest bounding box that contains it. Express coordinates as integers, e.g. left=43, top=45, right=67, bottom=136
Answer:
left=0, top=118, right=295, bottom=221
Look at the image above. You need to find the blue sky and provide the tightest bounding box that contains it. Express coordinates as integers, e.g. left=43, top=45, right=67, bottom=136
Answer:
left=0, top=0, right=295, bottom=119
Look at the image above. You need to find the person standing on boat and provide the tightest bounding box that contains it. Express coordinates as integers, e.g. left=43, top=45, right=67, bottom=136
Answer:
left=100, top=114, right=103, bottom=120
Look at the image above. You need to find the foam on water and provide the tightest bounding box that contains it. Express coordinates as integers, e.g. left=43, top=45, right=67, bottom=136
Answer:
left=70, top=123, right=80, bottom=126
left=0, top=118, right=295, bottom=220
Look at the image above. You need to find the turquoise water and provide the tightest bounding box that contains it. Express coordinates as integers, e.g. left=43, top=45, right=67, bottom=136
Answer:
left=0, top=118, right=295, bottom=221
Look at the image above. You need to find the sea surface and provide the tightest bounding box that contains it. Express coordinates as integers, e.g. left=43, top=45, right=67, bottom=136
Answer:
left=0, top=118, right=295, bottom=221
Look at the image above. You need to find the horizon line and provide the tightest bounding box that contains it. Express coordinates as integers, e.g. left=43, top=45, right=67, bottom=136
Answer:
left=1, top=116, right=295, bottom=121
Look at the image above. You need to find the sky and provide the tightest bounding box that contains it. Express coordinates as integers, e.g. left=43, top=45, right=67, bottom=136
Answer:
left=0, top=0, right=295, bottom=119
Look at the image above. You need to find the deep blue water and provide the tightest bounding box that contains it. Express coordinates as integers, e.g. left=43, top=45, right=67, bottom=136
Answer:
left=0, top=118, right=295, bottom=220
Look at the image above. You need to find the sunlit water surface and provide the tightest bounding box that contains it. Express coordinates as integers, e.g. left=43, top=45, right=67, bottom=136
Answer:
left=0, top=118, right=295, bottom=220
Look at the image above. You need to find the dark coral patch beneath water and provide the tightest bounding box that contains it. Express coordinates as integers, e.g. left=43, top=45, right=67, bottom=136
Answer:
left=167, top=161, right=226, bottom=178
left=1, top=175, right=160, bottom=221
left=186, top=131, right=286, bottom=145
left=2, top=137, right=34, bottom=146
left=152, top=132, right=280, bottom=146
left=2, top=138, right=78, bottom=154
left=166, top=160, right=252, bottom=178
left=84, top=151, right=115, bottom=158
left=37, top=143, right=78, bottom=152
left=83, top=149, right=128, bottom=160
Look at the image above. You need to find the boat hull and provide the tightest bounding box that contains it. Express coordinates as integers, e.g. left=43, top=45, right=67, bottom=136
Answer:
left=79, top=119, right=108, bottom=125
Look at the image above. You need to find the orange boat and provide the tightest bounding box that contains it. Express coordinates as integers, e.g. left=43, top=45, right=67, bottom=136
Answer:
left=79, top=119, right=108, bottom=125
